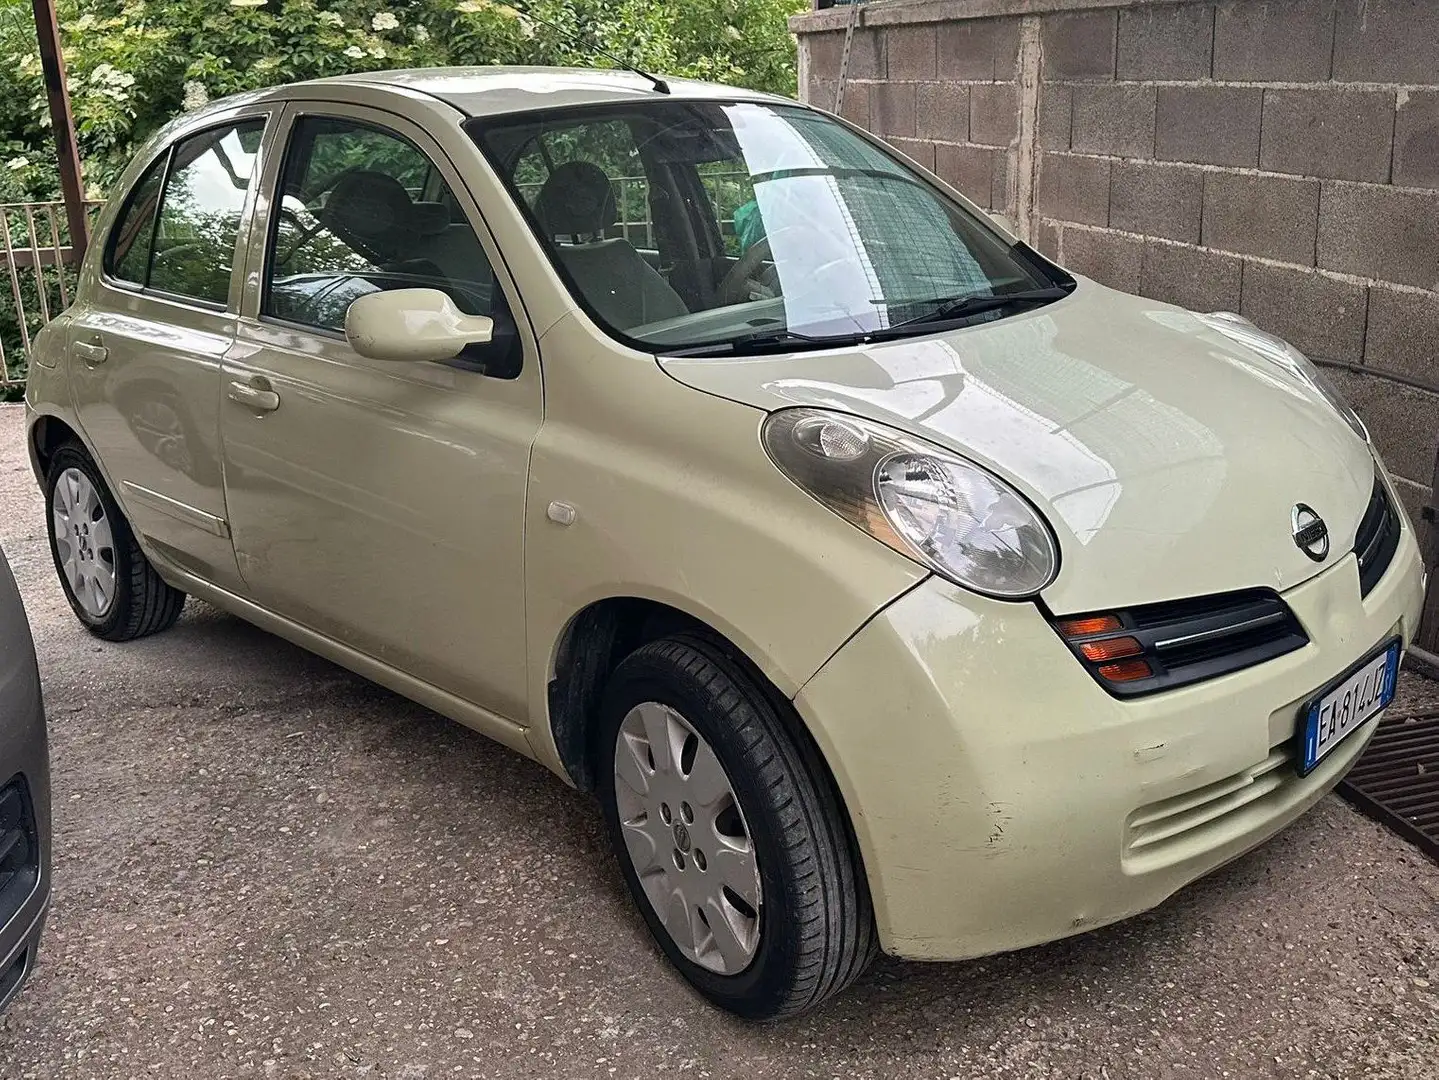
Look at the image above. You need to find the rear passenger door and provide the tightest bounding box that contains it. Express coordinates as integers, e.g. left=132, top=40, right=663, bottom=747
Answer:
left=220, top=102, right=541, bottom=725
left=70, top=110, right=273, bottom=592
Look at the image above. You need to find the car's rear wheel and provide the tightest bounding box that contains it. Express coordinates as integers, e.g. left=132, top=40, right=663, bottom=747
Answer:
left=45, top=444, right=186, bottom=641
left=596, top=633, right=874, bottom=1019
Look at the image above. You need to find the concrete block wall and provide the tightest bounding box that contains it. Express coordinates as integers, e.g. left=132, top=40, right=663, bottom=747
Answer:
left=794, top=0, right=1439, bottom=530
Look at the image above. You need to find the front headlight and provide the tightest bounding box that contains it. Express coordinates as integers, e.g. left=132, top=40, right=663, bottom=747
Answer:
left=762, top=408, right=1059, bottom=598
left=1198, top=311, right=1369, bottom=443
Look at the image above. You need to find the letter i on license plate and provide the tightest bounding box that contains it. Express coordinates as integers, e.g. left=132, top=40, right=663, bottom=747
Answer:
left=1298, top=640, right=1401, bottom=775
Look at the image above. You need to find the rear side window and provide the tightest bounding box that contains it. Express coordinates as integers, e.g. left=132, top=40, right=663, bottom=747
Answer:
left=107, top=158, right=165, bottom=284
left=105, top=118, right=265, bottom=306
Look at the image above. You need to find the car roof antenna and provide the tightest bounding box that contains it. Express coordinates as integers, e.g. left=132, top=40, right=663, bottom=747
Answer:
left=494, top=1, right=671, bottom=94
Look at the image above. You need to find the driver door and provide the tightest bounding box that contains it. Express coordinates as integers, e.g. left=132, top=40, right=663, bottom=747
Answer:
left=219, top=100, right=541, bottom=723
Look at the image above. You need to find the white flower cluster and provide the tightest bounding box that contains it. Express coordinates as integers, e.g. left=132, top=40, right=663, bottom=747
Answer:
left=88, top=63, right=137, bottom=102
left=413, top=25, right=430, bottom=43
left=182, top=81, right=209, bottom=111
left=318, top=11, right=345, bottom=26
left=6, top=156, right=29, bottom=171
left=372, top=11, right=400, bottom=31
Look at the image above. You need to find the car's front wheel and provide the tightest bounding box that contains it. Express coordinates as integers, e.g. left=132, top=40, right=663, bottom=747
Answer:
left=45, top=443, right=186, bottom=641
left=596, top=634, right=874, bottom=1019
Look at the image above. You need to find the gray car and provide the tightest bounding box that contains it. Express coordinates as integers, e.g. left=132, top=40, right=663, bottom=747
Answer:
left=0, top=545, right=48, bottom=1013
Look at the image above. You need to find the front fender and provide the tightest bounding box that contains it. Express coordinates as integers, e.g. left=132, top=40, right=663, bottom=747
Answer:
left=523, top=313, right=926, bottom=776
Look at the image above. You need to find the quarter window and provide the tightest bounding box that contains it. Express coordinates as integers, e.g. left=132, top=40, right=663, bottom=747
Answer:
left=107, top=158, right=165, bottom=285
left=264, top=116, right=502, bottom=336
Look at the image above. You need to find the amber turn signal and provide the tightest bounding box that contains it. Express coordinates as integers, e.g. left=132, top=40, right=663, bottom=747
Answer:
left=1097, top=658, right=1154, bottom=683
left=1078, top=636, right=1143, bottom=662
left=1057, top=614, right=1122, bottom=638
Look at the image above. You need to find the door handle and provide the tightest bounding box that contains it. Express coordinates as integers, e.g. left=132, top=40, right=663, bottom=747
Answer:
left=227, top=377, right=280, bottom=413
left=73, top=340, right=107, bottom=366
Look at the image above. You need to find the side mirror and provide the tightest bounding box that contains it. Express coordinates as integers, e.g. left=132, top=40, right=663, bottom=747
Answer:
left=345, top=288, right=494, bottom=363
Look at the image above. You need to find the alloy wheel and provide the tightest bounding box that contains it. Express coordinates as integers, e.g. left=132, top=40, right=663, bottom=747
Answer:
left=52, top=466, right=117, bottom=618
left=613, top=701, right=763, bottom=975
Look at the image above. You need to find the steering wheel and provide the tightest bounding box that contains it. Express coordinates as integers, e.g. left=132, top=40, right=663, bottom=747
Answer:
left=717, top=236, right=780, bottom=307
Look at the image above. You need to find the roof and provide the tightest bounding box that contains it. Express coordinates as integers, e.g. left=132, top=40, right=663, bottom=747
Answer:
left=303, top=66, right=789, bottom=118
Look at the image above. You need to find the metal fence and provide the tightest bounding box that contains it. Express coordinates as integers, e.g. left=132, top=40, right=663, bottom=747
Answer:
left=0, top=199, right=101, bottom=393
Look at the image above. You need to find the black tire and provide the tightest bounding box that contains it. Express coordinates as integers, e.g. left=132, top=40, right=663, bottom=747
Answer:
left=595, top=633, right=875, bottom=1019
left=45, top=443, right=186, bottom=641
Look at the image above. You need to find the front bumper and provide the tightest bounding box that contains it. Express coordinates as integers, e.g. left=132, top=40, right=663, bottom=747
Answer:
left=795, top=517, right=1426, bottom=961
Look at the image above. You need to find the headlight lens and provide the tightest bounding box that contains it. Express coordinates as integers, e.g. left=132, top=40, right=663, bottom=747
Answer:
left=1198, top=311, right=1369, bottom=442
left=762, top=408, right=1059, bottom=598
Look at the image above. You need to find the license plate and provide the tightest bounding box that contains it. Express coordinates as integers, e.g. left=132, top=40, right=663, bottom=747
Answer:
left=1297, top=639, right=1401, bottom=775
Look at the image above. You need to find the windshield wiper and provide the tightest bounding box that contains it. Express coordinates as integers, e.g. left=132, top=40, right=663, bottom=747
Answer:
left=663, top=327, right=865, bottom=357
left=882, top=286, right=1073, bottom=331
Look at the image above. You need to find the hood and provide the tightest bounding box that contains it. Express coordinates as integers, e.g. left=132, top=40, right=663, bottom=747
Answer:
left=660, top=281, right=1378, bottom=613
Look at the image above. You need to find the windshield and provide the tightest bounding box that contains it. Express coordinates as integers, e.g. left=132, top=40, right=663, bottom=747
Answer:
left=469, top=100, right=1065, bottom=354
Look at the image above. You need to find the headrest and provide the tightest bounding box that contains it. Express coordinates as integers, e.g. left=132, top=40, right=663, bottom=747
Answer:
left=319, top=170, right=422, bottom=260
left=533, top=161, right=617, bottom=237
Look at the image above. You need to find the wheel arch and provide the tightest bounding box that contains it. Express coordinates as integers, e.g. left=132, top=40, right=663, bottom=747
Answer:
left=28, top=411, right=85, bottom=484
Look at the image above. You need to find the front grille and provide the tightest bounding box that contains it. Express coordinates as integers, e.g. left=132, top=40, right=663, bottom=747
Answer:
left=1051, top=588, right=1309, bottom=698
left=1125, top=744, right=1294, bottom=867
left=1354, top=478, right=1401, bottom=598
left=0, top=776, right=38, bottom=927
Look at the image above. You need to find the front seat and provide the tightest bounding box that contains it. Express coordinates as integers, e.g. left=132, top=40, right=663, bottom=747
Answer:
left=318, top=169, right=448, bottom=282
left=533, top=161, right=688, bottom=331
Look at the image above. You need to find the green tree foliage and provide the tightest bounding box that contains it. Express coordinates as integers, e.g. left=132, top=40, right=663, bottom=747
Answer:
left=0, top=0, right=805, bottom=202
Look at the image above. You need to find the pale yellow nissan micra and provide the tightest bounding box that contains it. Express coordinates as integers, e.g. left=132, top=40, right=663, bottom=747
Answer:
left=24, top=67, right=1427, bottom=1019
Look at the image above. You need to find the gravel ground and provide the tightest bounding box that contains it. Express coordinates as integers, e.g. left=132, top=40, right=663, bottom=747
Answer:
left=0, top=402, right=1437, bottom=1079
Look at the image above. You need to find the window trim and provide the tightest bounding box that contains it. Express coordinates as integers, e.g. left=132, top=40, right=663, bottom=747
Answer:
left=256, top=109, right=524, bottom=379
left=99, top=114, right=270, bottom=312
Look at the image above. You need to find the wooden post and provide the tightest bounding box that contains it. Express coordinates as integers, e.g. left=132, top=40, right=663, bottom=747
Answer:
left=31, top=0, right=87, bottom=265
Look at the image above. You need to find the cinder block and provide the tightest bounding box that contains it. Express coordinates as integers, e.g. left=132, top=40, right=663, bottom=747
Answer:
left=1036, top=219, right=1061, bottom=260
left=1326, top=368, right=1439, bottom=484
left=970, top=83, right=1020, bottom=147
left=1366, top=286, right=1439, bottom=383
left=1260, top=89, right=1395, bottom=184
left=1140, top=242, right=1243, bottom=313
left=1202, top=172, right=1319, bottom=265
left=937, top=144, right=1001, bottom=208
left=1062, top=228, right=1143, bottom=293
left=1156, top=87, right=1262, bottom=168
left=807, top=29, right=884, bottom=81
left=1318, top=181, right=1439, bottom=290
left=869, top=82, right=917, bottom=138
left=1038, top=84, right=1072, bottom=151
left=1395, top=91, right=1439, bottom=190
left=1117, top=3, right=1214, bottom=80
left=1213, top=0, right=1334, bottom=81
left=808, top=77, right=836, bottom=110
left=1071, top=85, right=1156, bottom=159
left=917, top=82, right=969, bottom=143
left=991, top=150, right=1012, bottom=213
left=1240, top=262, right=1368, bottom=363
left=1037, top=153, right=1112, bottom=226
left=839, top=82, right=871, bottom=130
left=1334, top=0, right=1439, bottom=84
left=887, top=137, right=937, bottom=173
left=1110, top=161, right=1204, bottom=244
left=886, top=24, right=937, bottom=81
left=938, top=17, right=1020, bottom=81
left=1041, top=10, right=1117, bottom=80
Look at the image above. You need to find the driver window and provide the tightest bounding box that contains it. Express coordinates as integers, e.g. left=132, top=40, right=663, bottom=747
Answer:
left=264, top=116, right=498, bottom=335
